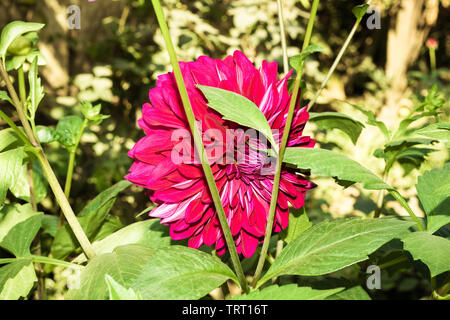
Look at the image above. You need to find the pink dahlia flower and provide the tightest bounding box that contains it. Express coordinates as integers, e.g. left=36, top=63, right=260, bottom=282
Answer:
left=126, top=50, right=316, bottom=258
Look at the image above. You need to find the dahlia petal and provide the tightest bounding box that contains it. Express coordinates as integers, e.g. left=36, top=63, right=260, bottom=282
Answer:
left=241, top=230, right=259, bottom=258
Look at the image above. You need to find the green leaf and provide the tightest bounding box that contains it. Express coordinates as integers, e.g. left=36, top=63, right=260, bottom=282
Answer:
left=0, top=259, right=36, bottom=300
left=92, top=216, right=124, bottom=242
left=25, top=50, right=46, bottom=66
left=257, top=217, right=414, bottom=287
left=27, top=56, right=45, bottom=120
left=416, top=163, right=450, bottom=234
left=54, top=115, right=84, bottom=150
left=309, top=112, right=365, bottom=144
left=352, top=4, right=369, bottom=20
left=5, top=55, right=26, bottom=71
left=7, top=36, right=32, bottom=56
left=105, top=275, right=142, bottom=300
left=283, top=147, right=393, bottom=191
left=80, top=102, right=110, bottom=125
left=327, top=286, right=371, bottom=300
left=384, top=138, right=436, bottom=159
left=0, top=129, right=21, bottom=152
left=395, top=147, right=436, bottom=175
left=0, top=203, right=42, bottom=257
left=51, top=180, right=132, bottom=259
left=233, top=285, right=343, bottom=300
left=132, top=245, right=239, bottom=300
left=289, top=45, right=324, bottom=72
left=41, top=214, right=58, bottom=237
left=0, top=21, right=45, bottom=62
left=79, top=180, right=132, bottom=218
left=66, top=245, right=155, bottom=300
left=35, top=125, right=57, bottom=144
left=9, top=161, right=47, bottom=204
left=0, top=90, right=13, bottom=105
left=346, top=102, right=390, bottom=139
left=280, top=207, right=312, bottom=244
left=0, top=147, right=25, bottom=208
left=416, top=123, right=450, bottom=147
left=197, top=85, right=278, bottom=152
left=402, top=232, right=450, bottom=277
left=416, top=85, right=445, bottom=113
left=96, top=219, right=170, bottom=252
left=72, top=219, right=171, bottom=264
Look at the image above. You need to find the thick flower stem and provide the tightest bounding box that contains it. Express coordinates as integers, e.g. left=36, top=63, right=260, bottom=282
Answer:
left=0, top=60, right=96, bottom=260
left=251, top=0, right=320, bottom=288
left=308, top=0, right=372, bottom=111
left=151, top=0, right=248, bottom=293
left=36, top=151, right=96, bottom=258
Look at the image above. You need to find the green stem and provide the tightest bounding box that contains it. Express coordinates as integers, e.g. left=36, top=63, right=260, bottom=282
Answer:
left=277, top=0, right=289, bottom=75
left=0, top=60, right=96, bottom=260
left=374, top=171, right=387, bottom=218
left=151, top=0, right=248, bottom=293
left=0, top=256, right=83, bottom=269
left=274, top=0, right=289, bottom=266
left=308, top=0, right=372, bottom=111
left=0, top=61, right=38, bottom=147
left=37, top=151, right=96, bottom=258
left=389, top=190, right=425, bottom=231
left=251, top=0, right=320, bottom=288
left=18, top=66, right=27, bottom=112
left=27, top=162, right=37, bottom=211
left=429, top=48, right=436, bottom=72
left=0, top=109, right=31, bottom=146
left=64, top=119, right=87, bottom=198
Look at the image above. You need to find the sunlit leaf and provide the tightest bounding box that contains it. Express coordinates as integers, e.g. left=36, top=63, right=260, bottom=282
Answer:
left=402, top=232, right=450, bottom=277
left=0, top=203, right=42, bottom=257
left=280, top=207, right=312, bottom=244
left=283, top=147, right=393, bottom=190
left=27, top=56, right=45, bottom=120
left=0, top=148, right=25, bottom=208
left=9, top=161, right=47, bottom=204
left=352, top=4, right=369, bottom=20
left=66, top=245, right=155, bottom=300
left=0, top=21, right=44, bottom=62
left=257, top=217, right=414, bottom=287
left=416, top=123, right=450, bottom=147
left=54, top=115, right=84, bottom=150
left=0, top=259, right=36, bottom=300
left=416, top=163, right=450, bottom=234
left=105, top=274, right=142, bottom=300
left=309, top=112, right=365, bottom=144
left=72, top=219, right=171, bottom=264
left=132, top=245, right=238, bottom=300
left=197, top=85, right=278, bottom=152
left=0, top=91, right=13, bottom=105
left=289, top=45, right=324, bottom=72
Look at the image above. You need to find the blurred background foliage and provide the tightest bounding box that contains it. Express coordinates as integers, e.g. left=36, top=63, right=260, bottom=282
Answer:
left=0, top=0, right=449, bottom=299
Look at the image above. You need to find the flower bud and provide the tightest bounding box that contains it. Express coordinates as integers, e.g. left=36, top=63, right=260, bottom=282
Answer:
left=7, top=36, right=33, bottom=56
left=426, top=38, right=438, bottom=49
